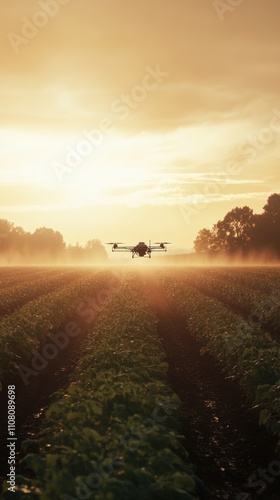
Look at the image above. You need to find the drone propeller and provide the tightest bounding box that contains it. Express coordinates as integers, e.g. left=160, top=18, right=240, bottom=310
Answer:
left=106, top=242, right=124, bottom=245
left=154, top=242, right=171, bottom=245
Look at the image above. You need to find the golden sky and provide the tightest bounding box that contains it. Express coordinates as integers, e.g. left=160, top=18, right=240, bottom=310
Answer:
left=1, top=0, right=280, bottom=251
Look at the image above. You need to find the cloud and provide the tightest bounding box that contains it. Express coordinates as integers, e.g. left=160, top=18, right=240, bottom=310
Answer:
left=2, top=0, right=280, bottom=133
left=1, top=0, right=279, bottom=247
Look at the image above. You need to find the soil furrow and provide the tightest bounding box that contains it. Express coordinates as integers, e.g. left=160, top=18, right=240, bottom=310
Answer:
left=143, top=275, right=280, bottom=500
left=0, top=315, right=90, bottom=484
left=185, top=277, right=280, bottom=345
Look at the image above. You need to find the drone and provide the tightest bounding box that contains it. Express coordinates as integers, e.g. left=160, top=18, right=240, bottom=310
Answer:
left=106, top=241, right=171, bottom=258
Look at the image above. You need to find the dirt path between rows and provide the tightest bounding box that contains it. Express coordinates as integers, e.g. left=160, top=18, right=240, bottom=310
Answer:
left=142, top=273, right=280, bottom=500
left=0, top=271, right=123, bottom=487
left=0, top=270, right=123, bottom=490
left=187, top=278, right=280, bottom=345
left=0, top=270, right=89, bottom=319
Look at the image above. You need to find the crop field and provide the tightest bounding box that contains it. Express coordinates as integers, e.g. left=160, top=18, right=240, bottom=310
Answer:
left=0, top=266, right=280, bottom=500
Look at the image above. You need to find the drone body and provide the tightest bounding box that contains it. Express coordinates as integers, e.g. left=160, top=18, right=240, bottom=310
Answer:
left=106, top=241, right=170, bottom=258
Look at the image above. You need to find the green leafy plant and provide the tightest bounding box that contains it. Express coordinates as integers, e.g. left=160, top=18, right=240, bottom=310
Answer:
left=6, top=276, right=202, bottom=499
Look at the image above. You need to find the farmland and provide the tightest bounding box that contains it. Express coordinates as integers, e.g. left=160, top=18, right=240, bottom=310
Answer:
left=0, top=266, right=280, bottom=499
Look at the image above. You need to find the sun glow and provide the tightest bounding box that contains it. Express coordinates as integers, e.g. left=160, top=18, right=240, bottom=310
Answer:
left=1, top=0, right=279, bottom=249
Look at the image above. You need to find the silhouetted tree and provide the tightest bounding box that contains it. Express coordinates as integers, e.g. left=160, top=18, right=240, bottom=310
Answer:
left=263, top=193, right=280, bottom=222
left=7, top=226, right=30, bottom=257
left=66, top=243, right=85, bottom=263
left=0, top=219, right=14, bottom=252
left=194, top=194, right=280, bottom=259
left=0, top=219, right=14, bottom=234
left=194, top=207, right=254, bottom=255
left=216, top=206, right=254, bottom=254
left=30, top=227, right=65, bottom=259
left=0, top=219, right=108, bottom=264
left=84, top=239, right=107, bottom=262
left=252, top=194, right=280, bottom=255
left=66, top=240, right=107, bottom=263
left=194, top=228, right=216, bottom=253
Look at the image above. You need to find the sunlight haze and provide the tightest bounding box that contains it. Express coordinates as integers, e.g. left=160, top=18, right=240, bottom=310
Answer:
left=1, top=0, right=280, bottom=250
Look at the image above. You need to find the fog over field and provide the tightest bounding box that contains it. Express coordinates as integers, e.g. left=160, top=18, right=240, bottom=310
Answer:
left=1, top=1, right=280, bottom=498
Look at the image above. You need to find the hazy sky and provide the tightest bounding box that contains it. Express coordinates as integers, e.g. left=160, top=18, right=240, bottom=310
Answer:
left=1, top=0, right=280, bottom=251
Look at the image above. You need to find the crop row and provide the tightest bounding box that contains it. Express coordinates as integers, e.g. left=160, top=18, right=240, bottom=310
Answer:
left=0, top=270, right=90, bottom=318
left=178, top=268, right=280, bottom=338
left=0, top=270, right=116, bottom=381
left=161, top=273, right=280, bottom=444
left=0, top=267, right=57, bottom=290
left=202, top=267, right=280, bottom=296
left=7, top=276, right=202, bottom=499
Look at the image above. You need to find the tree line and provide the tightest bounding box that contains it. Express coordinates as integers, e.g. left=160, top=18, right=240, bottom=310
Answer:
left=194, top=193, right=280, bottom=259
left=0, top=219, right=107, bottom=264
